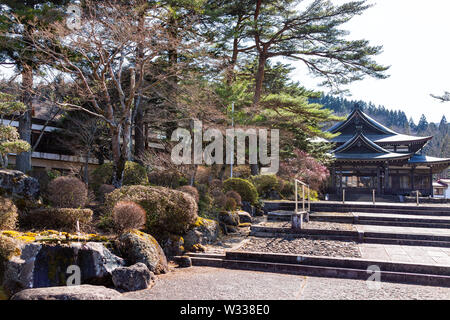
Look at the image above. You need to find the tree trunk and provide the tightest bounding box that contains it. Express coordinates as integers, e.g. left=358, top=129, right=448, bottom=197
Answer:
left=133, top=12, right=145, bottom=161
left=111, top=126, right=125, bottom=188
left=84, top=150, right=90, bottom=186
left=134, top=105, right=145, bottom=161
left=253, top=54, right=267, bottom=107
left=16, top=63, right=33, bottom=173
left=250, top=163, right=259, bottom=176
left=190, top=164, right=198, bottom=186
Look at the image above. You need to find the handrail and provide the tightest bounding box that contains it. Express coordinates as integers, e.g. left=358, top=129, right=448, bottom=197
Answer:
left=294, top=179, right=310, bottom=214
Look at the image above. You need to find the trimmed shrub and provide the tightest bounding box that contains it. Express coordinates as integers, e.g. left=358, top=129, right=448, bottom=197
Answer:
left=232, top=165, right=251, bottom=179
left=177, top=185, right=199, bottom=203
left=251, top=174, right=280, bottom=196
left=104, top=185, right=198, bottom=239
left=278, top=178, right=295, bottom=199
left=224, top=197, right=237, bottom=211
left=28, top=208, right=93, bottom=232
left=148, top=169, right=187, bottom=189
left=225, top=190, right=242, bottom=207
left=47, top=176, right=88, bottom=208
left=91, top=161, right=149, bottom=191
left=0, top=197, right=17, bottom=230
left=211, top=189, right=227, bottom=209
left=223, top=178, right=258, bottom=205
left=113, top=201, right=146, bottom=234
left=209, top=179, right=223, bottom=191
left=98, top=184, right=115, bottom=202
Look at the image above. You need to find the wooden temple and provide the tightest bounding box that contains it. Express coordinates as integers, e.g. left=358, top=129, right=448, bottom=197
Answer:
left=327, top=105, right=450, bottom=197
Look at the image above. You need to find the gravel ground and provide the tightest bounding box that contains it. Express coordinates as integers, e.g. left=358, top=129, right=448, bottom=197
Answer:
left=259, top=220, right=356, bottom=231
left=239, top=236, right=362, bottom=258
left=123, top=266, right=450, bottom=300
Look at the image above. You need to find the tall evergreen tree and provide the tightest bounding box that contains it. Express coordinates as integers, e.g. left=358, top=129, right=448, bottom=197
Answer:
left=0, top=0, right=68, bottom=172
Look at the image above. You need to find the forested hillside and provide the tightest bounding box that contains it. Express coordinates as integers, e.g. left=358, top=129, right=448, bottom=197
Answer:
left=313, top=95, right=449, bottom=177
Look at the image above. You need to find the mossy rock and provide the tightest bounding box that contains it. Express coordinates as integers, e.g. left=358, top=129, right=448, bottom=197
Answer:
left=218, top=211, right=239, bottom=226
left=116, top=230, right=168, bottom=274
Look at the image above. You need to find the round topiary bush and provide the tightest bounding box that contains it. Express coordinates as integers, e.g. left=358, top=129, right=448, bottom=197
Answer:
left=91, top=161, right=149, bottom=192
left=250, top=174, right=280, bottom=197
left=225, top=190, right=242, bottom=207
left=46, top=176, right=88, bottom=208
left=113, top=201, right=146, bottom=234
left=177, top=185, right=199, bottom=203
left=98, top=184, right=115, bottom=202
left=104, top=185, right=198, bottom=239
left=223, top=178, right=258, bottom=205
left=0, top=197, right=17, bottom=230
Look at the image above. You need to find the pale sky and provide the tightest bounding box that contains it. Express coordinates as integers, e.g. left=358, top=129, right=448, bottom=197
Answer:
left=288, top=0, right=450, bottom=124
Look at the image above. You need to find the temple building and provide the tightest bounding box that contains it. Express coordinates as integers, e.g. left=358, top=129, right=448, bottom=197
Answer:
left=327, top=105, right=450, bottom=197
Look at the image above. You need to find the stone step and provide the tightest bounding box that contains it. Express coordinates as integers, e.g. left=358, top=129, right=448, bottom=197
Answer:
left=187, top=252, right=450, bottom=287
left=225, top=251, right=450, bottom=276
left=265, top=201, right=450, bottom=216
left=250, top=225, right=450, bottom=247
left=308, top=213, right=450, bottom=229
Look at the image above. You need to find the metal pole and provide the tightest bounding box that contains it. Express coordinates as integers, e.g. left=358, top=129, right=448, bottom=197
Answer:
left=308, top=186, right=310, bottom=212
left=343, top=188, right=345, bottom=204
left=302, top=184, right=305, bottom=212
left=230, top=102, right=234, bottom=178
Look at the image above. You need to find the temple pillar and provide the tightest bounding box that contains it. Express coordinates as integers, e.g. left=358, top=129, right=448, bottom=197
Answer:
left=429, top=166, right=433, bottom=197
left=331, top=165, right=336, bottom=193
left=376, top=166, right=381, bottom=194
left=384, top=163, right=389, bottom=194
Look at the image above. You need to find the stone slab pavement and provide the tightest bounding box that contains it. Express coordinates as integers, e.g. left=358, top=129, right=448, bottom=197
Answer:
left=354, top=212, right=450, bottom=221
left=358, top=243, right=450, bottom=265
left=355, top=224, right=450, bottom=237
left=123, top=266, right=450, bottom=300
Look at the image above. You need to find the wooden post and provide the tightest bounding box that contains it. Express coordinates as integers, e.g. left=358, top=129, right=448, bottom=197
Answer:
left=342, top=188, right=345, bottom=204
left=295, top=181, right=298, bottom=214
left=302, top=184, right=305, bottom=212
left=416, top=190, right=419, bottom=206
left=372, top=189, right=375, bottom=205
left=291, top=212, right=303, bottom=231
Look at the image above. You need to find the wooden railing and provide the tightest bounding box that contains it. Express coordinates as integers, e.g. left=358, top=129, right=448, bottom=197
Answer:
left=294, top=179, right=311, bottom=213
left=293, top=179, right=310, bottom=230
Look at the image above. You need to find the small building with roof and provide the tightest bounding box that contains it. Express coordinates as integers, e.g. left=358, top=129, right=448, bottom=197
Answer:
left=327, top=105, right=450, bottom=197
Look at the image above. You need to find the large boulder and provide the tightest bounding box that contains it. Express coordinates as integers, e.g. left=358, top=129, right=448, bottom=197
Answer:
left=11, top=285, right=122, bottom=300
left=0, top=169, right=39, bottom=199
left=183, top=217, right=220, bottom=251
left=237, top=210, right=252, bottom=224
left=116, top=230, right=168, bottom=274
left=112, top=263, right=155, bottom=292
left=1, top=240, right=125, bottom=298
left=218, top=211, right=239, bottom=226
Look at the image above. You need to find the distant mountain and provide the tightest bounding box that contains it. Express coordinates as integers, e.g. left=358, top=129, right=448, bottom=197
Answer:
left=312, top=94, right=449, bottom=178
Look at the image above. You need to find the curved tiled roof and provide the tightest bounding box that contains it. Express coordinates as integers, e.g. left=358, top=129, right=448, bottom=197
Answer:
left=333, top=133, right=413, bottom=161
left=328, top=109, right=432, bottom=145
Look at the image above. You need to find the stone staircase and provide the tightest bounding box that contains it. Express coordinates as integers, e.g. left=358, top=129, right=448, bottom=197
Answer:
left=186, top=251, right=450, bottom=287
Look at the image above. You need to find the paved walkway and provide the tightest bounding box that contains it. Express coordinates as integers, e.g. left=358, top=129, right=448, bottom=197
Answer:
left=354, top=212, right=450, bottom=221
left=355, top=224, right=450, bottom=237
left=123, top=266, right=450, bottom=300
left=358, top=243, right=450, bottom=265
